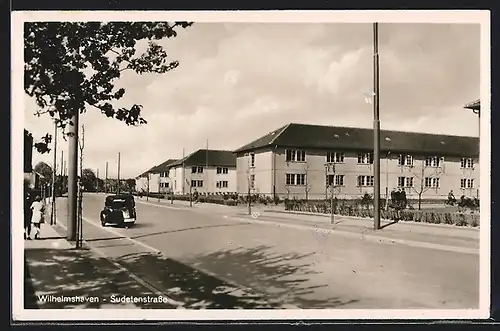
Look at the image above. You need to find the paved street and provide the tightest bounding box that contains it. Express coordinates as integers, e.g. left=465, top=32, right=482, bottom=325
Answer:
left=51, top=193, right=479, bottom=309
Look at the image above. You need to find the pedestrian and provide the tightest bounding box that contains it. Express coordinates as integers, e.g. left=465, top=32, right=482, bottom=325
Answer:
left=390, top=189, right=396, bottom=205
left=30, top=195, right=44, bottom=240
left=193, top=188, right=199, bottom=204
left=401, top=189, right=407, bottom=209
left=448, top=190, right=456, bottom=205
left=24, top=190, right=33, bottom=240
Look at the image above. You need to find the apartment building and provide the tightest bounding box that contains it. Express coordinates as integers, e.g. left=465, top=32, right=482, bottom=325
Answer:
left=234, top=123, right=479, bottom=200
left=168, top=149, right=237, bottom=195
left=135, top=159, right=178, bottom=193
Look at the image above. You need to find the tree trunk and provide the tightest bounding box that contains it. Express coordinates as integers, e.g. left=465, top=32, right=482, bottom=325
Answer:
left=418, top=193, right=422, bottom=210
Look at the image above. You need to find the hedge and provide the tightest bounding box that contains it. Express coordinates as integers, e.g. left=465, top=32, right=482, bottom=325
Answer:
left=284, top=201, right=479, bottom=227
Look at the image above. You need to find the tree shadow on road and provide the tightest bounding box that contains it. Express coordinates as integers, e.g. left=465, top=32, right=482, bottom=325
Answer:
left=186, top=245, right=359, bottom=309
left=113, top=252, right=286, bottom=309
left=25, top=245, right=307, bottom=309
left=24, top=247, right=176, bottom=309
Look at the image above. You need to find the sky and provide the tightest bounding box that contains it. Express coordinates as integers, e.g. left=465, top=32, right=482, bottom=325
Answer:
left=24, top=22, right=481, bottom=179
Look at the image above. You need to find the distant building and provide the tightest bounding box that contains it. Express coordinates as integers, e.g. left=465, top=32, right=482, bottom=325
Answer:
left=234, top=123, right=480, bottom=200
left=135, top=159, right=178, bottom=193
left=168, top=149, right=237, bottom=195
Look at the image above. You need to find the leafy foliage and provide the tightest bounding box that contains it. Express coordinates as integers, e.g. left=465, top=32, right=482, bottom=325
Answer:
left=81, top=168, right=97, bottom=191
left=33, top=161, right=53, bottom=185
left=25, top=21, right=193, bottom=153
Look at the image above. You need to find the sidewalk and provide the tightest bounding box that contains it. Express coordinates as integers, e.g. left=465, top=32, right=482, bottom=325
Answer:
left=24, top=223, right=175, bottom=309
left=233, top=210, right=480, bottom=252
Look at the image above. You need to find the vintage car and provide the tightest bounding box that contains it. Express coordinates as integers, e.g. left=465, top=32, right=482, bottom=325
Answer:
left=100, top=194, right=137, bottom=227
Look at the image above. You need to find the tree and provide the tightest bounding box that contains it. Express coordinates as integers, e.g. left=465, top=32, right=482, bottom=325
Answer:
left=304, top=163, right=315, bottom=201
left=81, top=168, right=97, bottom=192
left=33, top=161, right=53, bottom=186
left=125, top=178, right=136, bottom=192
left=410, top=157, right=444, bottom=210
left=24, top=21, right=193, bottom=152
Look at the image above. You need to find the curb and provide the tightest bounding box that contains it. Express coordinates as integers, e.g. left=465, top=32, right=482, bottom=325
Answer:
left=264, top=210, right=481, bottom=231
left=52, top=221, right=185, bottom=309
left=228, top=215, right=479, bottom=255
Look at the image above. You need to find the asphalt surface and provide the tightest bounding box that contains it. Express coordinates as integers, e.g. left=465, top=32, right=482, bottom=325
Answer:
left=54, top=194, right=480, bottom=309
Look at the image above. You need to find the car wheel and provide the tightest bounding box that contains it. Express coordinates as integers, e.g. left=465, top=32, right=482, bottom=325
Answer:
left=100, top=214, right=106, bottom=227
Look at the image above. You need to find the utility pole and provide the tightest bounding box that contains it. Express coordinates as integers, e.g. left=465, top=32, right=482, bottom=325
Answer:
left=206, top=139, right=209, bottom=195
left=117, top=152, right=121, bottom=194
left=385, top=151, right=390, bottom=211
left=96, top=168, right=100, bottom=192
left=105, top=162, right=108, bottom=194
left=76, top=124, right=85, bottom=249
left=146, top=173, right=150, bottom=201
left=247, top=155, right=252, bottom=215
left=373, top=22, right=381, bottom=230
left=51, top=121, right=57, bottom=225
left=66, top=110, right=79, bottom=241
left=157, top=175, right=161, bottom=202
left=182, top=148, right=186, bottom=196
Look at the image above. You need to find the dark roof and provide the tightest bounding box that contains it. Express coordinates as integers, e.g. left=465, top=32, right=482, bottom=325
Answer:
left=150, top=159, right=179, bottom=173
left=464, top=99, right=480, bottom=110
left=136, top=159, right=178, bottom=178
left=170, top=149, right=237, bottom=167
left=234, top=123, right=479, bottom=157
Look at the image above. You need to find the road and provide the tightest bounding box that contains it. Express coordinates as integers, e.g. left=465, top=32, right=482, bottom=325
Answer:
left=54, top=193, right=479, bottom=309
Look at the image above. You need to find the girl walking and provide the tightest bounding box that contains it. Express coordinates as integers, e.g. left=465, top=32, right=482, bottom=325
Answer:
left=30, top=195, right=44, bottom=239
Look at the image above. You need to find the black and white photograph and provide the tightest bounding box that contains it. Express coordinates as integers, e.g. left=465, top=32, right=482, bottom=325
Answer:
left=12, top=10, right=490, bottom=321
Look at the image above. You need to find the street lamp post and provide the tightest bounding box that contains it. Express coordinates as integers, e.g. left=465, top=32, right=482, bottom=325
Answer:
left=325, top=163, right=336, bottom=224
left=373, top=22, right=381, bottom=230
left=464, top=99, right=480, bottom=199
left=385, top=151, right=391, bottom=211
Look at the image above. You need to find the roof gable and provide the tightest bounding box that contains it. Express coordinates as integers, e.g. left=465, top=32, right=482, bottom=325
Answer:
left=233, top=124, right=289, bottom=153
left=235, top=123, right=479, bottom=157
left=171, top=149, right=237, bottom=167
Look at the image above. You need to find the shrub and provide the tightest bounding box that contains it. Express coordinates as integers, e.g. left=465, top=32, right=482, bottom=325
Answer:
left=470, top=216, right=479, bottom=227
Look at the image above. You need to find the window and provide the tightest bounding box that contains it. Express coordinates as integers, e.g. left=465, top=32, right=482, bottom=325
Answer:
left=197, top=180, right=203, bottom=187
left=357, top=153, right=373, bottom=164
left=285, top=173, right=306, bottom=186
left=357, top=175, right=374, bottom=187
left=326, top=152, right=345, bottom=163
left=425, top=157, right=442, bottom=167
left=250, top=153, right=255, bottom=167
left=461, top=158, right=474, bottom=169
left=286, top=149, right=306, bottom=162
left=191, top=180, right=197, bottom=187
left=327, top=174, right=345, bottom=186
left=250, top=174, right=255, bottom=189
left=217, top=167, right=229, bottom=174
left=398, top=154, right=414, bottom=166
left=461, top=178, right=474, bottom=189
left=191, top=166, right=203, bottom=174
left=216, top=181, right=229, bottom=188
left=397, top=176, right=414, bottom=188
left=424, top=177, right=440, bottom=188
